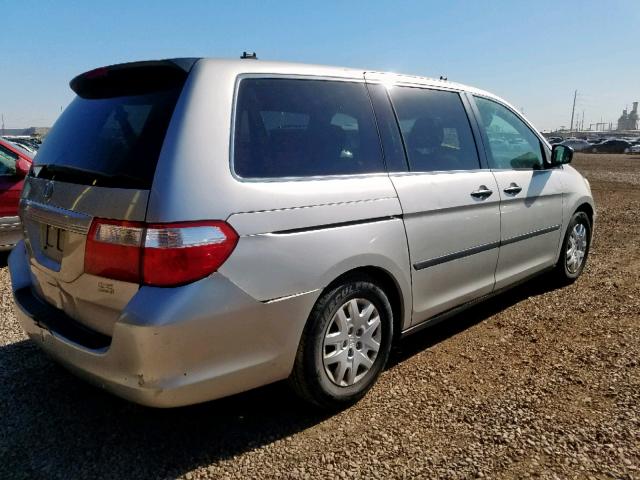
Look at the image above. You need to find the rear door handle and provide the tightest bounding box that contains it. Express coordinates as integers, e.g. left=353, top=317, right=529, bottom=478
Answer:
left=503, top=183, right=522, bottom=195
left=470, top=186, right=493, bottom=199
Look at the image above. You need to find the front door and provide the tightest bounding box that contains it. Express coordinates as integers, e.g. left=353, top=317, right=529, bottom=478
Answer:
left=472, top=96, right=563, bottom=289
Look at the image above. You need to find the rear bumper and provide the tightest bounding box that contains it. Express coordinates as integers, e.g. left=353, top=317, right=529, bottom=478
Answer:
left=0, top=216, right=22, bottom=251
left=9, top=241, right=318, bottom=407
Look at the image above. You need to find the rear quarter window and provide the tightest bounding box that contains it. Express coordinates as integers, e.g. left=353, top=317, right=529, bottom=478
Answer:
left=233, top=78, right=384, bottom=178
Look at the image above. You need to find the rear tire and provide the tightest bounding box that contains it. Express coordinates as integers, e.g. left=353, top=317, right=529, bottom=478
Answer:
left=553, top=211, right=591, bottom=284
left=289, top=277, right=393, bottom=410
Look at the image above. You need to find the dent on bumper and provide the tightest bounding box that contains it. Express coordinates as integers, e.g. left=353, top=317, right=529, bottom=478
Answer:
left=9, top=241, right=319, bottom=407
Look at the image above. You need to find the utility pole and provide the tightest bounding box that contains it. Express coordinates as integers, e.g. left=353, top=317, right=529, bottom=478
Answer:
left=569, top=90, right=577, bottom=133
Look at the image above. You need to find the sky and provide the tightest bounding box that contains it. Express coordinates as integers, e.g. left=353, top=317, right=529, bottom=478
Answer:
left=1, top=0, right=639, bottom=131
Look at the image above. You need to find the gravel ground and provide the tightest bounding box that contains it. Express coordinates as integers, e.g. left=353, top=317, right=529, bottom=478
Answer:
left=1, top=153, right=638, bottom=479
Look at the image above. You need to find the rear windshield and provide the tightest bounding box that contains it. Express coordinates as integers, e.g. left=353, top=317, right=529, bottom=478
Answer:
left=34, top=86, right=183, bottom=189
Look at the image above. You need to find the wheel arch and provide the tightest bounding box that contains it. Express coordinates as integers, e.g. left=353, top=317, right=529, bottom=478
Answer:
left=575, top=202, right=594, bottom=225
left=555, top=200, right=595, bottom=264
left=321, top=266, right=407, bottom=343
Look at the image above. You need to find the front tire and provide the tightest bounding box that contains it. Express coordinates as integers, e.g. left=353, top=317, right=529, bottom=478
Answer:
left=553, top=211, right=591, bottom=283
left=289, top=277, right=394, bottom=410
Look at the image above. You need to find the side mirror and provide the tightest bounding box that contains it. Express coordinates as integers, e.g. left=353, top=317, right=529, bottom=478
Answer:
left=551, top=144, right=573, bottom=166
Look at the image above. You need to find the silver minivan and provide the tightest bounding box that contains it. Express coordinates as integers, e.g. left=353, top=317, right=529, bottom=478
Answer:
left=9, top=58, right=594, bottom=409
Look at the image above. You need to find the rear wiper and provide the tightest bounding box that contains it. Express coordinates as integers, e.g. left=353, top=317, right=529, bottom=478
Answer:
left=34, top=164, right=146, bottom=188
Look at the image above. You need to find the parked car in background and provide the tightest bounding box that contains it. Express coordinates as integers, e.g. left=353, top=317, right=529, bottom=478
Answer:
left=588, top=138, right=606, bottom=145
left=1, top=139, right=34, bottom=157
left=0, top=138, right=32, bottom=250
left=9, top=58, right=595, bottom=409
left=560, top=138, right=592, bottom=151
left=1, top=137, right=41, bottom=154
left=9, top=141, right=37, bottom=155
left=590, top=139, right=632, bottom=154
left=547, top=136, right=563, bottom=144
left=629, top=143, right=640, bottom=154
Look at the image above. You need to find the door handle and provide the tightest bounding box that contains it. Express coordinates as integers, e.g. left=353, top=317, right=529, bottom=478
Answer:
left=503, top=183, right=522, bottom=195
left=470, top=186, right=493, bottom=199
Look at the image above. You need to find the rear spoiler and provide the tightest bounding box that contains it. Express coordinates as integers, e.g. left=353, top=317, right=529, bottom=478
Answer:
left=70, top=58, right=200, bottom=99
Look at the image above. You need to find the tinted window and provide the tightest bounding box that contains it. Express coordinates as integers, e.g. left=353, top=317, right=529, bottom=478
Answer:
left=34, top=87, right=183, bottom=188
left=474, top=96, right=544, bottom=170
left=366, top=83, right=408, bottom=172
left=234, top=78, right=384, bottom=178
left=0, top=145, right=17, bottom=176
left=389, top=87, right=480, bottom=172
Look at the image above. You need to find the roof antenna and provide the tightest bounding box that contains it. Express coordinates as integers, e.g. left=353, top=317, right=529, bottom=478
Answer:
left=241, top=51, right=258, bottom=60
left=439, top=75, right=448, bottom=81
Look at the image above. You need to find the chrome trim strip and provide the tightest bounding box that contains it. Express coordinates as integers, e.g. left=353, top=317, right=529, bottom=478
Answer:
left=413, top=224, right=561, bottom=271
left=21, top=200, right=92, bottom=235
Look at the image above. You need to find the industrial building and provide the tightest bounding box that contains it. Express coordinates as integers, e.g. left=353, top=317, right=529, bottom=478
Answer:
left=617, top=102, right=639, bottom=131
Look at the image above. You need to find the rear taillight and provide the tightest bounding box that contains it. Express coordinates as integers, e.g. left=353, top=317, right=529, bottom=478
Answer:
left=84, top=219, right=238, bottom=287
left=85, top=219, right=144, bottom=283
left=142, top=222, right=238, bottom=286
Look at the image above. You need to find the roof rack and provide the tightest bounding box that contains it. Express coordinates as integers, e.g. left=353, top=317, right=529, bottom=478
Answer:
left=241, top=51, right=258, bottom=60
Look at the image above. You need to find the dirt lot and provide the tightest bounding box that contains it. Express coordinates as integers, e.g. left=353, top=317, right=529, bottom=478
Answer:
left=1, top=153, right=638, bottom=479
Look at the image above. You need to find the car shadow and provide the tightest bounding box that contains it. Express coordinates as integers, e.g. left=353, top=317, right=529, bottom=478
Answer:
left=0, top=338, right=333, bottom=479
left=0, top=274, right=559, bottom=479
left=389, top=273, right=557, bottom=367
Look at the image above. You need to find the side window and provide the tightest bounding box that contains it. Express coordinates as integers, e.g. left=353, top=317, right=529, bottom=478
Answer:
left=474, top=96, right=544, bottom=170
left=0, top=146, right=18, bottom=176
left=388, top=87, right=480, bottom=172
left=233, top=78, right=384, bottom=178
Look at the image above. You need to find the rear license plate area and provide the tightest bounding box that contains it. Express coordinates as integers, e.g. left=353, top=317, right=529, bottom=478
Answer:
left=41, top=224, right=66, bottom=263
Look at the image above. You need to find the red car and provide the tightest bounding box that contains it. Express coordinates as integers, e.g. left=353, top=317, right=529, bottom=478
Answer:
left=0, top=138, right=32, bottom=250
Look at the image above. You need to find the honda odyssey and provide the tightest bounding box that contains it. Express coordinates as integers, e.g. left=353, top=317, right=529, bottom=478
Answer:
left=9, top=58, right=594, bottom=409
